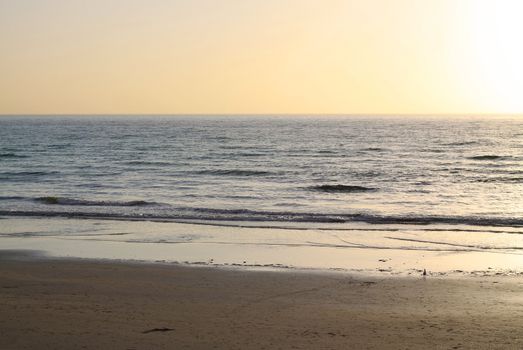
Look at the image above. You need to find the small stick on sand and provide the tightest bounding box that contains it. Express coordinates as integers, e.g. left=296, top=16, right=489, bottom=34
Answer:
left=142, top=327, right=174, bottom=334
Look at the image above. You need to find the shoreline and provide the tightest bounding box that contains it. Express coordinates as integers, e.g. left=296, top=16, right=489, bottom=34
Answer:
left=1, top=248, right=522, bottom=280
left=1, top=216, right=522, bottom=277
left=0, top=217, right=523, bottom=276
left=1, top=251, right=522, bottom=349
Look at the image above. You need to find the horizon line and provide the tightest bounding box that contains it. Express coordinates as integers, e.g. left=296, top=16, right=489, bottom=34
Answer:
left=1, top=113, right=522, bottom=117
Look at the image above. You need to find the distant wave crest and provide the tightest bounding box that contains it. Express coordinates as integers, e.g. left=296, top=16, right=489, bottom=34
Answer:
left=473, top=177, right=523, bottom=183
left=0, top=171, right=57, bottom=177
left=0, top=153, right=29, bottom=159
left=468, top=155, right=510, bottom=161
left=443, top=141, right=478, bottom=146
left=310, top=184, right=376, bottom=193
left=35, top=196, right=159, bottom=207
left=194, top=169, right=276, bottom=176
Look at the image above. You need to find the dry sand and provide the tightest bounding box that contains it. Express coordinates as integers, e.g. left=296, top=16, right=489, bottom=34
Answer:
left=0, top=252, right=522, bottom=349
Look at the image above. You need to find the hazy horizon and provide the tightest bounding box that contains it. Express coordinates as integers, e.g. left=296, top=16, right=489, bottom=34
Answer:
left=0, top=113, right=522, bottom=119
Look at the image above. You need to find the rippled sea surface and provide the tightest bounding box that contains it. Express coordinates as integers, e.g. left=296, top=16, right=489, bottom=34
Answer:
left=1, top=115, right=522, bottom=227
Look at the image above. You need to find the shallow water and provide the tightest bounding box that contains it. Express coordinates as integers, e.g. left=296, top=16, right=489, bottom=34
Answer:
left=1, top=217, right=522, bottom=275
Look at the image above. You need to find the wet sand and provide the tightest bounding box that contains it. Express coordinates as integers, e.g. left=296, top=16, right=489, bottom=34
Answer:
left=2, top=217, right=523, bottom=276
left=0, top=253, right=522, bottom=349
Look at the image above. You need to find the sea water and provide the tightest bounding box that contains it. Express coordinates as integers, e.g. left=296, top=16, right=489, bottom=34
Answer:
left=0, top=116, right=522, bottom=273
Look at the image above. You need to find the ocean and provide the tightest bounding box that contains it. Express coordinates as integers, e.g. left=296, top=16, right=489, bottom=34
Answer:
left=1, top=115, right=522, bottom=273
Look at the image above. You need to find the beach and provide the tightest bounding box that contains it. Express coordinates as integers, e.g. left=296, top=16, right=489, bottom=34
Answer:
left=1, top=251, right=522, bottom=350
left=1, top=117, right=522, bottom=348
left=3, top=0, right=523, bottom=347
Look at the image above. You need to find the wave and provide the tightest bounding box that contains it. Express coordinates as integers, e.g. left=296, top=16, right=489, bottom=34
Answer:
left=0, top=171, right=60, bottom=181
left=443, top=141, right=478, bottom=146
left=361, top=147, right=386, bottom=152
left=467, top=155, right=511, bottom=161
left=47, top=144, right=71, bottom=150
left=422, top=149, right=445, bottom=153
left=2, top=207, right=522, bottom=228
left=0, top=196, right=26, bottom=200
left=194, top=169, right=276, bottom=176
left=0, top=153, right=29, bottom=159
left=34, top=196, right=160, bottom=207
left=310, top=184, right=376, bottom=193
left=473, top=177, right=523, bottom=183
left=122, top=160, right=173, bottom=166
left=234, top=152, right=267, bottom=157
left=0, top=171, right=58, bottom=176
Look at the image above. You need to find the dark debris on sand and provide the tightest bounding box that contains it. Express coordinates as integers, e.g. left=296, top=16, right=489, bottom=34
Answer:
left=142, top=327, right=174, bottom=334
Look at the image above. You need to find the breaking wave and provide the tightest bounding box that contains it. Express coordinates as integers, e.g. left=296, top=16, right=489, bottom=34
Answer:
left=1, top=205, right=522, bottom=228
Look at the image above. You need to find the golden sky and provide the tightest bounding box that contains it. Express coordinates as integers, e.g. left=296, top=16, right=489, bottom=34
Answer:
left=1, top=0, right=522, bottom=115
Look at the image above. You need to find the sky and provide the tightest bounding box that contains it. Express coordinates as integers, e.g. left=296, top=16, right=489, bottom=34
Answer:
left=1, top=0, right=523, bottom=115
